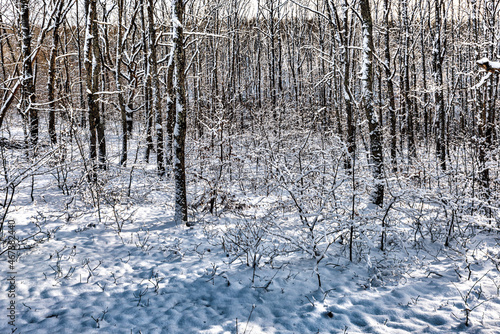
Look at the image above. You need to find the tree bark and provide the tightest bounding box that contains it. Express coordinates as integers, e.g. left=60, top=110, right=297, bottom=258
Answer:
left=360, top=0, right=384, bottom=206
left=117, top=0, right=128, bottom=166
left=384, top=0, right=397, bottom=171
left=147, top=0, right=165, bottom=175
left=173, top=0, right=189, bottom=225
left=141, top=0, right=153, bottom=163
left=20, top=0, right=37, bottom=148
left=166, top=51, right=175, bottom=169
left=433, top=0, right=446, bottom=171
left=326, top=0, right=355, bottom=170
left=48, top=0, right=65, bottom=145
left=402, top=0, right=416, bottom=162
left=84, top=0, right=102, bottom=173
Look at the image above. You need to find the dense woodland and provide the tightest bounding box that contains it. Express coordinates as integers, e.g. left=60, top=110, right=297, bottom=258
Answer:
left=2, top=1, right=500, bottom=332
left=1, top=0, right=500, bottom=269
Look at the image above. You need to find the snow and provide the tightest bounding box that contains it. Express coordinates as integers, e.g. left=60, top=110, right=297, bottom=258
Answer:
left=0, top=128, right=499, bottom=334
left=477, top=57, right=500, bottom=71
left=171, top=0, right=182, bottom=40
left=171, top=16, right=182, bottom=30
left=360, top=22, right=372, bottom=102
left=477, top=58, right=490, bottom=65
left=489, top=60, right=500, bottom=69
left=176, top=99, right=183, bottom=114
left=1, top=177, right=499, bottom=333
left=174, top=122, right=180, bottom=137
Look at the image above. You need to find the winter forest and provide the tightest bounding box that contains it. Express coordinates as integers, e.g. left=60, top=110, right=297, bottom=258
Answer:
left=1, top=0, right=500, bottom=332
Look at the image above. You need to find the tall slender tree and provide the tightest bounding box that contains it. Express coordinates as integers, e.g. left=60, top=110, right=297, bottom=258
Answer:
left=48, top=0, right=66, bottom=145
left=165, top=50, right=175, bottom=169
left=433, top=0, right=446, bottom=171
left=20, top=0, right=37, bottom=148
left=141, top=0, right=153, bottom=163
left=147, top=0, right=165, bottom=175
left=383, top=0, right=397, bottom=171
left=326, top=0, right=355, bottom=170
left=84, top=0, right=105, bottom=172
left=172, top=0, right=189, bottom=225
left=116, top=0, right=128, bottom=166
left=359, top=0, right=384, bottom=206
left=401, top=0, right=416, bottom=162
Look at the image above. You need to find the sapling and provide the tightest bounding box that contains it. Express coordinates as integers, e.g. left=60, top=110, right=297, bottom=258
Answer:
left=82, top=258, right=102, bottom=283
left=148, top=270, right=164, bottom=293
left=135, top=230, right=153, bottom=252
left=90, top=308, right=108, bottom=328
left=491, top=277, right=500, bottom=296
left=452, top=270, right=491, bottom=327
left=134, top=286, right=149, bottom=306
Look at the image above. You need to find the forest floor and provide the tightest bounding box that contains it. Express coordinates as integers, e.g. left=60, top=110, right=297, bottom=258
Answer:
left=0, top=164, right=499, bottom=334
left=0, top=122, right=499, bottom=334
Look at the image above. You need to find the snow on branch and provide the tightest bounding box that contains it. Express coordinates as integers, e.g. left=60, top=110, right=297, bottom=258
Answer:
left=472, top=57, right=500, bottom=90
left=477, top=57, right=500, bottom=73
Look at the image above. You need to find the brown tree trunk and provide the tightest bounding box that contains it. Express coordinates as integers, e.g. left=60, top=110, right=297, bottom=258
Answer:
left=433, top=0, right=446, bottom=171
left=48, top=0, right=65, bottom=145
left=360, top=0, right=384, bottom=206
left=384, top=0, right=397, bottom=171
left=117, top=0, right=128, bottom=166
left=84, top=0, right=102, bottom=174
left=20, top=0, right=37, bottom=148
left=147, top=0, right=164, bottom=175
left=141, top=0, right=153, bottom=163
left=173, top=0, right=189, bottom=225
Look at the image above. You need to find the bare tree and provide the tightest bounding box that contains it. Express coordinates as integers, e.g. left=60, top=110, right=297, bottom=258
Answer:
left=19, top=0, right=37, bottom=148
left=84, top=0, right=105, bottom=172
left=47, top=0, right=73, bottom=145
left=359, top=0, right=384, bottom=206
left=116, top=0, right=128, bottom=166
left=165, top=48, right=175, bottom=169
left=146, top=0, right=165, bottom=175
left=401, top=0, right=416, bottom=163
left=383, top=0, right=397, bottom=171
left=172, top=0, right=189, bottom=225
left=432, top=0, right=446, bottom=171
left=326, top=0, right=355, bottom=170
left=140, top=0, right=153, bottom=163
left=48, top=0, right=64, bottom=144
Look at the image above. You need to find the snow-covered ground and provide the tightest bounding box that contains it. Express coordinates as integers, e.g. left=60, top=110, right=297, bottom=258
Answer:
left=1, top=170, right=499, bottom=334
left=0, top=123, right=499, bottom=334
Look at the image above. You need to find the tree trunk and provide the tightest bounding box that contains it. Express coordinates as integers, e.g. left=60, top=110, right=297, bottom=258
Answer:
left=165, top=51, right=175, bottom=169
left=76, top=0, right=86, bottom=127
left=360, top=0, right=384, bottom=206
left=433, top=0, right=446, bottom=171
left=172, top=0, right=189, bottom=225
left=384, top=0, right=397, bottom=171
left=84, top=0, right=102, bottom=173
left=141, top=0, right=153, bottom=163
left=402, top=0, right=416, bottom=162
left=20, top=0, right=37, bottom=148
left=147, top=0, right=165, bottom=176
left=117, top=0, right=128, bottom=166
left=48, top=0, right=65, bottom=145
left=326, top=0, right=355, bottom=170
